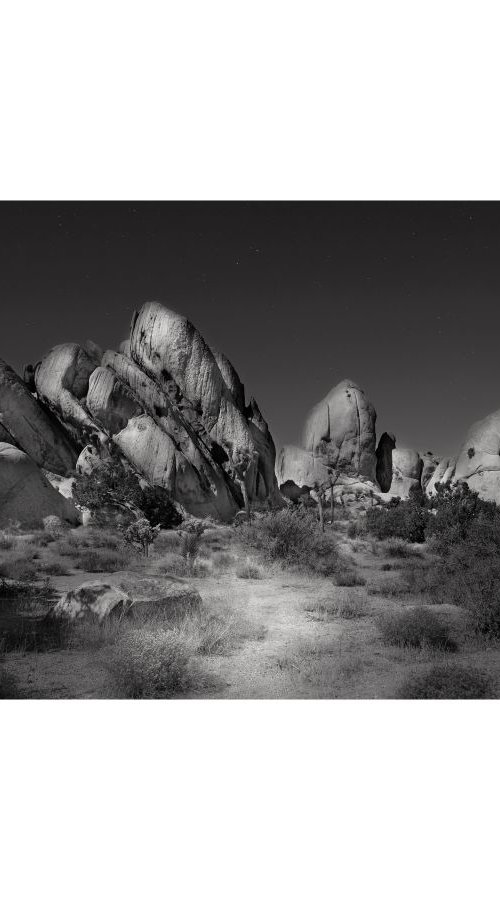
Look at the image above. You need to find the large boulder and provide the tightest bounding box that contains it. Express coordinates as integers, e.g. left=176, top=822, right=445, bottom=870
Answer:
left=0, top=357, right=77, bottom=474
left=302, top=380, right=377, bottom=481
left=277, top=379, right=379, bottom=493
left=52, top=578, right=202, bottom=621
left=387, top=448, right=423, bottom=499
left=34, top=343, right=105, bottom=444
left=451, top=409, right=500, bottom=502
left=0, top=442, right=80, bottom=527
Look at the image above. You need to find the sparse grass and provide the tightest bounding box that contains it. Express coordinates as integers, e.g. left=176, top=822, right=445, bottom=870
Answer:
left=236, top=562, right=262, bottom=580
left=377, top=607, right=457, bottom=651
left=306, top=592, right=367, bottom=621
left=397, top=663, right=494, bottom=699
left=367, top=577, right=406, bottom=597
left=39, top=561, right=69, bottom=576
left=72, top=548, right=130, bottom=573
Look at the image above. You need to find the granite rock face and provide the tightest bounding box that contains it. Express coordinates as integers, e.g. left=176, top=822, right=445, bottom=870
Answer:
left=425, top=408, right=500, bottom=503
left=0, top=442, right=80, bottom=527
left=387, top=448, right=423, bottom=499
left=0, top=303, right=281, bottom=521
left=0, top=357, right=77, bottom=474
left=277, top=379, right=380, bottom=494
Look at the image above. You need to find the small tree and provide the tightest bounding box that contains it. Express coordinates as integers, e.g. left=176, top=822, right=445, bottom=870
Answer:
left=225, top=445, right=259, bottom=522
left=73, top=458, right=143, bottom=520
left=123, top=518, right=160, bottom=557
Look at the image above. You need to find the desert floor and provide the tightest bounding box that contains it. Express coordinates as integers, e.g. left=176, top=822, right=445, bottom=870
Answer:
left=2, top=518, right=500, bottom=700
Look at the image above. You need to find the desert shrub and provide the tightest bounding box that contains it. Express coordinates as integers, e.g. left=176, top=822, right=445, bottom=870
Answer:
left=73, top=548, right=130, bottom=573
left=107, top=627, right=197, bottom=698
left=0, top=533, right=14, bottom=550
left=236, top=562, right=262, bottom=580
left=123, top=518, right=160, bottom=557
left=173, top=609, right=234, bottom=656
left=367, top=489, right=430, bottom=543
left=377, top=606, right=456, bottom=650
left=427, top=481, right=500, bottom=553
left=192, top=560, right=212, bottom=578
left=138, top=485, right=182, bottom=529
left=0, top=577, right=55, bottom=602
left=179, top=531, right=202, bottom=563
left=155, top=553, right=190, bottom=577
left=398, top=664, right=494, bottom=699
left=381, top=563, right=393, bottom=571
left=239, top=508, right=338, bottom=573
left=384, top=539, right=423, bottom=558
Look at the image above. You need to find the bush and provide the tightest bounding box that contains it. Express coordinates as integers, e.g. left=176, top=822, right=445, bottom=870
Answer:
left=138, top=485, right=182, bottom=529
left=123, top=518, right=160, bottom=557
left=212, top=552, right=235, bottom=571
left=367, top=493, right=429, bottom=543
left=334, top=570, right=366, bottom=587
left=377, top=607, right=457, bottom=650
left=236, top=562, right=262, bottom=580
left=239, top=508, right=338, bottom=573
left=156, top=553, right=190, bottom=577
left=0, top=534, right=14, bottom=550
left=39, top=561, right=69, bottom=576
left=179, top=531, right=202, bottom=563
left=347, top=520, right=367, bottom=539
left=398, top=664, right=494, bottom=699
left=107, top=627, right=197, bottom=698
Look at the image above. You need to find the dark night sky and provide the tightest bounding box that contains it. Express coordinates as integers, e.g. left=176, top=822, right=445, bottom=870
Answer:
left=1, top=201, right=499, bottom=458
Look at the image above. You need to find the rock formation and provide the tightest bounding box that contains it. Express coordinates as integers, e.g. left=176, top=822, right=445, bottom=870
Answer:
left=277, top=380, right=380, bottom=494
left=386, top=448, right=423, bottom=499
left=426, top=408, right=500, bottom=503
left=0, top=357, right=77, bottom=474
left=375, top=432, right=396, bottom=493
left=0, top=442, right=80, bottom=528
left=0, top=302, right=281, bottom=522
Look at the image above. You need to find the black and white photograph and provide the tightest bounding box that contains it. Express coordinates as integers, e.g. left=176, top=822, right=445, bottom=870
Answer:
left=2, top=201, right=500, bottom=701
left=1, top=4, right=498, bottom=900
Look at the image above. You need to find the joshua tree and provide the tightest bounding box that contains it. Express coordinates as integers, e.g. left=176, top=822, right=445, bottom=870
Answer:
left=225, top=444, right=259, bottom=522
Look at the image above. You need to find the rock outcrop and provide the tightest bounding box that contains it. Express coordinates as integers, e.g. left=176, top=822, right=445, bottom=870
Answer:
left=52, top=577, right=202, bottom=621
left=0, top=442, right=80, bottom=528
left=425, top=409, right=500, bottom=503
left=277, top=380, right=379, bottom=494
left=0, top=302, right=281, bottom=522
left=0, top=357, right=77, bottom=474
left=387, top=448, right=423, bottom=499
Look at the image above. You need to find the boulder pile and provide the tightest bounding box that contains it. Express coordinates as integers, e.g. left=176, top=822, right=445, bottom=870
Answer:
left=0, top=302, right=282, bottom=525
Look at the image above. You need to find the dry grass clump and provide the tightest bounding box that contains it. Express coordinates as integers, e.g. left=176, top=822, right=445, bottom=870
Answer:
left=367, top=577, right=405, bottom=597
left=211, top=551, right=235, bottom=571
left=397, top=663, right=494, bottom=699
left=236, top=562, right=262, bottom=580
left=39, top=561, right=69, bottom=576
left=156, top=553, right=190, bottom=577
left=72, top=548, right=130, bottom=573
left=107, top=627, right=199, bottom=698
left=383, top=539, right=424, bottom=559
left=0, top=554, right=39, bottom=582
left=305, top=592, right=367, bottom=621
left=377, top=606, right=457, bottom=651
left=172, top=608, right=235, bottom=656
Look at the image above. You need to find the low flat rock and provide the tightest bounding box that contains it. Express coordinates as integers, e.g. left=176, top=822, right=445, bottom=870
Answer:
left=53, top=576, right=202, bottom=622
